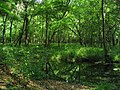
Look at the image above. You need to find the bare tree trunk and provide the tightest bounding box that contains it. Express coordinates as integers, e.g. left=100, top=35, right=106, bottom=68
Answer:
left=24, top=1, right=29, bottom=45
left=17, top=1, right=29, bottom=46
left=41, top=15, right=44, bottom=41
left=58, top=30, right=60, bottom=47
left=10, top=19, right=13, bottom=43
left=2, top=15, right=7, bottom=44
left=97, top=14, right=102, bottom=47
left=102, top=0, right=107, bottom=59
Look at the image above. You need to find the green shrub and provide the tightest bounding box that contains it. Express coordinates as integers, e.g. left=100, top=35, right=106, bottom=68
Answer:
left=110, top=47, right=120, bottom=61
left=56, top=47, right=104, bottom=64
left=77, top=47, right=104, bottom=61
left=114, top=54, right=120, bottom=61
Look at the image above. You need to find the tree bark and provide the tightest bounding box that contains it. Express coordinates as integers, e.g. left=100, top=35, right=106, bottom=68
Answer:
left=2, top=15, right=7, bottom=44
left=10, top=19, right=13, bottom=43
left=102, top=0, right=107, bottom=59
left=24, top=1, right=29, bottom=45
left=58, top=29, right=60, bottom=46
left=18, top=17, right=26, bottom=46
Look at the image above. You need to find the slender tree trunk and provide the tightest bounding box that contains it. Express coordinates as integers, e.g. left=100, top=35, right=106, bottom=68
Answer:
left=10, top=19, right=13, bottom=43
left=106, top=13, right=111, bottom=48
left=17, top=1, right=29, bottom=46
left=2, top=15, right=7, bottom=44
left=18, top=18, right=25, bottom=46
left=41, top=15, right=44, bottom=41
left=58, top=30, right=60, bottom=47
left=112, top=33, right=115, bottom=47
left=102, top=0, right=107, bottom=59
left=24, top=1, right=29, bottom=45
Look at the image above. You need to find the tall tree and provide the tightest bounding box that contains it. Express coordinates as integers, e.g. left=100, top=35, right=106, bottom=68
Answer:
left=102, top=0, right=107, bottom=59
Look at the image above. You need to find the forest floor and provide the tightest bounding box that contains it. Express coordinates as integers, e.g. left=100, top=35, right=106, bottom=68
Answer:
left=1, top=45, right=119, bottom=90
left=0, top=64, right=91, bottom=90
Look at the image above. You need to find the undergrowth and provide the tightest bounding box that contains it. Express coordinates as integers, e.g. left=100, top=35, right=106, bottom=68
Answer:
left=0, top=44, right=120, bottom=89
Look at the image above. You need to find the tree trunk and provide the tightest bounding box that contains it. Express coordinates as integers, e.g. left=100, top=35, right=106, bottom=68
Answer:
left=102, top=0, right=107, bottom=59
left=2, top=15, right=7, bottom=44
left=18, top=18, right=26, bottom=46
left=41, top=15, right=44, bottom=41
left=24, top=1, right=29, bottom=45
left=10, top=19, right=13, bottom=43
left=58, top=30, right=60, bottom=47
left=97, top=14, right=102, bottom=47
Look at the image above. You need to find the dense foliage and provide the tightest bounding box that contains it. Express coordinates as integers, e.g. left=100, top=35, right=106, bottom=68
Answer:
left=0, top=0, right=120, bottom=89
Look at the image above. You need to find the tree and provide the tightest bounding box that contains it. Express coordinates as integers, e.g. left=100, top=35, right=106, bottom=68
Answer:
left=102, top=0, right=108, bottom=59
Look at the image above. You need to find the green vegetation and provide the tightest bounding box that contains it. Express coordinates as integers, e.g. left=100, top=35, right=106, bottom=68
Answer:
left=0, top=0, right=120, bottom=89
left=0, top=44, right=120, bottom=89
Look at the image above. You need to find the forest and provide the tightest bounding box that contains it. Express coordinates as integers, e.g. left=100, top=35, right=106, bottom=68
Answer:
left=0, top=0, right=120, bottom=89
